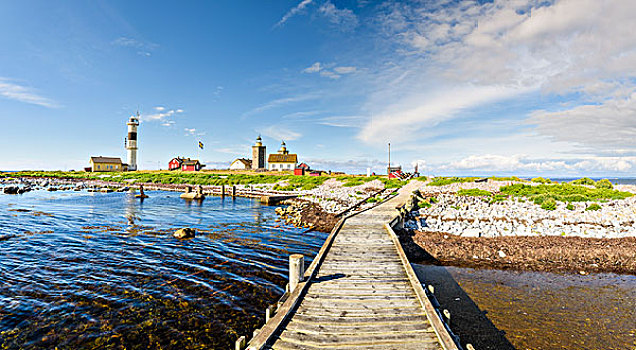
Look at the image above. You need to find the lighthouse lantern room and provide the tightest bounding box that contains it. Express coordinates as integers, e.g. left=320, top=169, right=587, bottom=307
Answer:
left=126, top=112, right=140, bottom=171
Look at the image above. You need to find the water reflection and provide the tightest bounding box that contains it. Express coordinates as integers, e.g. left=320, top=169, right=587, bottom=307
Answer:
left=0, top=190, right=326, bottom=349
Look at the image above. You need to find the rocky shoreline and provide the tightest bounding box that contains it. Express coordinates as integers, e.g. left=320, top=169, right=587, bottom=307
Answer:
left=399, top=230, right=636, bottom=275
left=400, top=180, right=636, bottom=275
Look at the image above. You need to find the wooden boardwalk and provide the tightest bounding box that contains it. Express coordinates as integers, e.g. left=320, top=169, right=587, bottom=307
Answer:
left=248, top=182, right=458, bottom=350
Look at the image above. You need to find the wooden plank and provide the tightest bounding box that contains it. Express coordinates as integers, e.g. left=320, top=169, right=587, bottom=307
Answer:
left=251, top=182, right=458, bottom=350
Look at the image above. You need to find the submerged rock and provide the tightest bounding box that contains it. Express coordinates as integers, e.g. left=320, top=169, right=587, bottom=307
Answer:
left=3, top=186, right=19, bottom=194
left=173, top=228, right=196, bottom=239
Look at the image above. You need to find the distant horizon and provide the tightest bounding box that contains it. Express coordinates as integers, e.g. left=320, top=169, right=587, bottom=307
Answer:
left=1, top=1, right=635, bottom=177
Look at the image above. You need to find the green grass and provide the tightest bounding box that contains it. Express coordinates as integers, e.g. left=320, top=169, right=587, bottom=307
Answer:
left=427, top=177, right=479, bottom=186
left=566, top=203, right=575, bottom=211
left=586, top=203, right=602, bottom=211
left=4, top=171, right=412, bottom=191
left=500, top=183, right=632, bottom=203
left=457, top=189, right=492, bottom=196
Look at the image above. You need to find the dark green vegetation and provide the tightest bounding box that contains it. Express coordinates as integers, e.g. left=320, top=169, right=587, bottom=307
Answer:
left=500, top=183, right=631, bottom=204
left=586, top=203, right=602, bottom=211
left=3, top=171, right=408, bottom=191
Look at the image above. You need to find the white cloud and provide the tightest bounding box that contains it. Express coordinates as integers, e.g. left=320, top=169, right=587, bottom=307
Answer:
left=319, top=70, right=341, bottom=79
left=111, top=36, right=158, bottom=56
left=333, top=66, right=356, bottom=74
left=261, top=125, right=302, bottom=141
left=317, top=115, right=364, bottom=128
left=303, top=62, right=322, bottom=73
left=411, top=159, right=427, bottom=172
left=528, top=92, right=636, bottom=151
left=243, top=94, right=317, bottom=117
left=184, top=128, right=206, bottom=137
left=303, top=62, right=356, bottom=79
left=359, top=84, right=531, bottom=142
left=0, top=78, right=59, bottom=108
left=318, top=1, right=358, bottom=30
left=140, top=107, right=184, bottom=126
left=436, top=154, right=636, bottom=175
left=355, top=0, right=636, bottom=160
left=275, top=0, right=314, bottom=27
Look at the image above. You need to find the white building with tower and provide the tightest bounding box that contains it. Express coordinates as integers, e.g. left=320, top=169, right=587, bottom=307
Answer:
left=126, top=113, right=140, bottom=171
left=268, top=141, right=297, bottom=171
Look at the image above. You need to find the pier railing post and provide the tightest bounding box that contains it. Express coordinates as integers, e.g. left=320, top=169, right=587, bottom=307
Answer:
left=221, top=184, right=225, bottom=197
left=235, top=335, right=246, bottom=350
left=289, top=254, right=304, bottom=293
left=232, top=185, right=236, bottom=197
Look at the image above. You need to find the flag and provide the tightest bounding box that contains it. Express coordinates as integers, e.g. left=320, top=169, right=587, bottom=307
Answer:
left=198, top=141, right=204, bottom=149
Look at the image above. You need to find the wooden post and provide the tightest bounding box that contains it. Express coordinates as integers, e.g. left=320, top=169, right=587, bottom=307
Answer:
left=235, top=335, right=246, bottom=350
left=466, top=344, right=476, bottom=350
left=443, top=309, right=451, bottom=327
left=265, top=304, right=276, bottom=323
left=428, top=285, right=435, bottom=294
left=289, top=254, right=304, bottom=293
left=232, top=185, right=236, bottom=197
left=221, top=184, right=225, bottom=197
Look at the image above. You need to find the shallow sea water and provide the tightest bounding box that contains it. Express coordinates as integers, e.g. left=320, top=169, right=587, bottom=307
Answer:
left=0, top=189, right=326, bottom=349
left=414, top=264, right=636, bottom=350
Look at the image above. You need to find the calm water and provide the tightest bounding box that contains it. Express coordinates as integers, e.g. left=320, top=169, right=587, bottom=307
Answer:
left=0, top=189, right=327, bottom=349
left=414, top=264, right=636, bottom=350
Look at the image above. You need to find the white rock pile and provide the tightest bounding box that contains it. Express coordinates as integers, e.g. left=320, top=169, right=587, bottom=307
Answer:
left=416, top=191, right=636, bottom=239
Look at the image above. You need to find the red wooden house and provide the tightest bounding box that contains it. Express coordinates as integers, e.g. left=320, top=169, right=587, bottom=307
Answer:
left=168, top=157, right=205, bottom=171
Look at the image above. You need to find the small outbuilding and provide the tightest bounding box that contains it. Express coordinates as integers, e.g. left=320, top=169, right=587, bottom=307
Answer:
left=90, top=156, right=124, bottom=172
left=230, top=158, right=252, bottom=170
left=169, top=157, right=184, bottom=171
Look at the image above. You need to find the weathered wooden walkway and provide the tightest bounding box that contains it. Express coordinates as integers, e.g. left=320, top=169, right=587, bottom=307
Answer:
left=247, top=182, right=459, bottom=350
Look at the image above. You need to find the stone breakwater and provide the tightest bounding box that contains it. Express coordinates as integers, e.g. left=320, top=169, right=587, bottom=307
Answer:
left=414, top=184, right=636, bottom=239
left=296, top=178, right=385, bottom=213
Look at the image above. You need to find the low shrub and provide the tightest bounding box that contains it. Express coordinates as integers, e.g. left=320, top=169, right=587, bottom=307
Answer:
left=531, top=177, right=552, bottom=184
left=595, top=179, right=613, bottom=189
left=541, top=198, right=557, bottom=211
left=418, top=200, right=432, bottom=208
left=586, top=203, right=602, bottom=211
left=571, top=177, right=595, bottom=186
left=566, top=203, right=575, bottom=211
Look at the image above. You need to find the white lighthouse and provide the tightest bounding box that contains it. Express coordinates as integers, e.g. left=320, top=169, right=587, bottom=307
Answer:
left=126, top=112, right=140, bottom=171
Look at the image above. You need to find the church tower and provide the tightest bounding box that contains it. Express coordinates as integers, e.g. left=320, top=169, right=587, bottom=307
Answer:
left=278, top=141, right=289, bottom=155
left=126, top=112, right=140, bottom=171
left=252, top=135, right=266, bottom=169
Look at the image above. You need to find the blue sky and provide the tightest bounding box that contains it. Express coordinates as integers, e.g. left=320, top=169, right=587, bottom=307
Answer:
left=1, top=0, right=635, bottom=176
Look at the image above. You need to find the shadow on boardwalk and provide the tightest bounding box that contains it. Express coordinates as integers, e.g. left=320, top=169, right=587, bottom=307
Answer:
left=397, top=229, right=516, bottom=350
